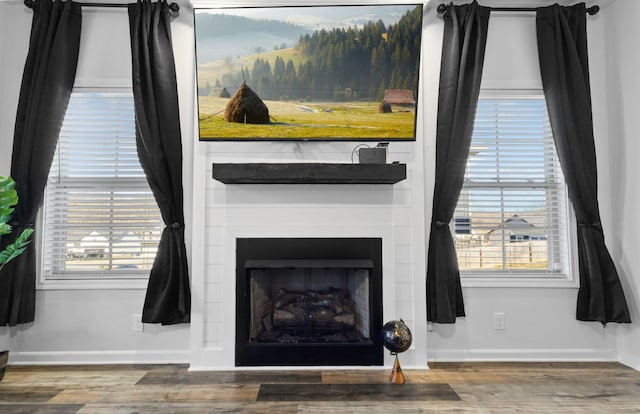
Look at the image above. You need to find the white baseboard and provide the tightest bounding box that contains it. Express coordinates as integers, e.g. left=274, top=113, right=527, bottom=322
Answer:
left=428, top=348, right=619, bottom=362
left=618, top=352, right=640, bottom=371
left=7, top=350, right=190, bottom=365
left=6, top=348, right=630, bottom=369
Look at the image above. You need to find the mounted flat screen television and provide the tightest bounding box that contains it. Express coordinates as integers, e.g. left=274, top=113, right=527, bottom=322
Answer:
left=194, top=4, right=423, bottom=141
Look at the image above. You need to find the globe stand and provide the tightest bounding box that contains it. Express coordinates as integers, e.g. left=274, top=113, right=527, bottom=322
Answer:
left=388, top=353, right=405, bottom=384
left=381, top=319, right=411, bottom=385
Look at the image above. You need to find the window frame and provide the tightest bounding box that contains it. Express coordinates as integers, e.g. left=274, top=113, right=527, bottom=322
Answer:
left=37, top=86, right=159, bottom=291
left=456, top=89, right=579, bottom=289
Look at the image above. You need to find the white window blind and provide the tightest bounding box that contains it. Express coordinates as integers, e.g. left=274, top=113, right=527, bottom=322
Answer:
left=453, top=94, right=571, bottom=277
left=43, top=90, right=162, bottom=279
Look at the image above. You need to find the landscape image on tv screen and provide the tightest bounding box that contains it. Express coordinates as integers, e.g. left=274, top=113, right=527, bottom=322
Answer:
left=194, top=4, right=423, bottom=141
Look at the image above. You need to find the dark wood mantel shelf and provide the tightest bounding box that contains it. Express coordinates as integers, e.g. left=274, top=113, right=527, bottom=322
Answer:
left=212, top=162, right=406, bottom=184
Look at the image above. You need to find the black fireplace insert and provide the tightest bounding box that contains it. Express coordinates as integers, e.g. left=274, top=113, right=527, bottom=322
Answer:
left=235, top=238, right=384, bottom=366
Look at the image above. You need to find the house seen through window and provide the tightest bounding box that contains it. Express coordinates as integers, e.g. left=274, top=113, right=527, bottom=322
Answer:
left=453, top=93, right=571, bottom=278
left=42, top=89, right=162, bottom=279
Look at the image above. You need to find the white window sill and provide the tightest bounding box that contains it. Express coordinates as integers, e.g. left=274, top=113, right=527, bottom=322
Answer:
left=461, top=273, right=579, bottom=288
left=37, top=276, right=149, bottom=290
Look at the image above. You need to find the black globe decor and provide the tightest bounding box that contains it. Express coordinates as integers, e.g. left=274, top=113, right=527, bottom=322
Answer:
left=381, top=319, right=412, bottom=384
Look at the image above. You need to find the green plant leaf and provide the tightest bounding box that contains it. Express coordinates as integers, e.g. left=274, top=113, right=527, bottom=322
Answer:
left=0, top=188, right=17, bottom=197
left=1, top=176, right=19, bottom=230
left=15, top=228, right=33, bottom=244
left=0, top=177, right=32, bottom=270
left=0, top=228, right=34, bottom=270
left=0, top=176, right=16, bottom=191
left=0, top=207, right=15, bottom=218
left=0, top=192, right=18, bottom=210
left=0, top=223, right=11, bottom=236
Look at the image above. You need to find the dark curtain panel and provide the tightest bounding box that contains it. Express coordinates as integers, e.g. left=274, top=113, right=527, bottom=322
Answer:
left=0, top=0, right=81, bottom=326
left=537, top=3, right=631, bottom=323
left=128, top=0, right=190, bottom=324
left=426, top=1, right=490, bottom=323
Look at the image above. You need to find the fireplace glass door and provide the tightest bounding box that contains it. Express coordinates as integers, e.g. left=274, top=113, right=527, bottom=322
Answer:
left=247, top=260, right=372, bottom=345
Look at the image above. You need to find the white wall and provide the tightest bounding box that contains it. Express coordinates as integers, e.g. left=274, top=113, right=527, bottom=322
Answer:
left=426, top=8, right=619, bottom=362
left=0, top=3, right=30, bottom=177
left=1, top=0, right=634, bottom=367
left=603, top=0, right=640, bottom=370
left=0, top=3, right=189, bottom=364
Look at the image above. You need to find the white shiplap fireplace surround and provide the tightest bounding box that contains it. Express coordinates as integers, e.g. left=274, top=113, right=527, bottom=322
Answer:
left=187, top=141, right=429, bottom=370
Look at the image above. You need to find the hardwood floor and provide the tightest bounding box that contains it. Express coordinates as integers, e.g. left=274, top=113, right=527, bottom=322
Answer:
left=0, top=362, right=639, bottom=413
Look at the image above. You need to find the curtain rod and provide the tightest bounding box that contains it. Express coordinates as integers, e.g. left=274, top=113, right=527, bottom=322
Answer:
left=436, top=3, right=599, bottom=15
left=23, top=0, right=180, bottom=13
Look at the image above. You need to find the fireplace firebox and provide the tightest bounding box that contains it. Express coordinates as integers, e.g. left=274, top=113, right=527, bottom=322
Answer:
left=236, top=238, right=383, bottom=366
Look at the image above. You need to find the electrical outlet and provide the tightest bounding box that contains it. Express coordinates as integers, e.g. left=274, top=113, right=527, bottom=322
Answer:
left=132, top=314, right=144, bottom=332
left=493, top=312, right=505, bottom=330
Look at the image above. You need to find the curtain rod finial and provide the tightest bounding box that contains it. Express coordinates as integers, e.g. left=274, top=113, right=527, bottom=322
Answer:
left=24, top=0, right=35, bottom=9
left=169, top=2, right=179, bottom=13
left=587, top=5, right=599, bottom=15
left=437, top=3, right=447, bottom=14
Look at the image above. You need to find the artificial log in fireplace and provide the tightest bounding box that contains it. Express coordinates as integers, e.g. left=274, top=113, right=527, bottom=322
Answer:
left=236, top=238, right=383, bottom=366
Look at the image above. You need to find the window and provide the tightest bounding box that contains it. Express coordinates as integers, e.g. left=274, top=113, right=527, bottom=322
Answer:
left=453, top=92, right=575, bottom=284
left=41, top=89, right=162, bottom=283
